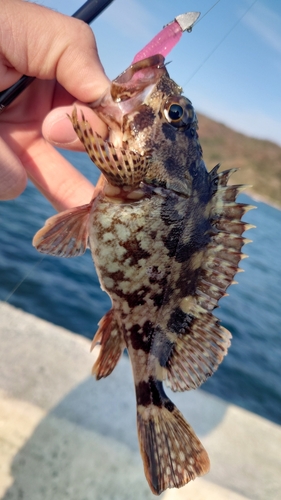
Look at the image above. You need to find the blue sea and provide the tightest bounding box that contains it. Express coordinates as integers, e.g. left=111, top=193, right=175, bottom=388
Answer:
left=0, top=149, right=280, bottom=425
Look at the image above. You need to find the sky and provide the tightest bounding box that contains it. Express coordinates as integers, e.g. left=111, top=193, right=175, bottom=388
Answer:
left=30, top=0, right=281, bottom=146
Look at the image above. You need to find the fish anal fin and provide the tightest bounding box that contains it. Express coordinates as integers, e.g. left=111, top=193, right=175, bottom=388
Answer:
left=137, top=403, right=209, bottom=495
left=70, top=107, right=150, bottom=187
left=91, top=309, right=125, bottom=379
left=33, top=204, right=91, bottom=257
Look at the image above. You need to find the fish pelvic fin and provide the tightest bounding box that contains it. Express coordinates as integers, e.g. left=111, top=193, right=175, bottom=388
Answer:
left=70, top=107, right=150, bottom=187
left=33, top=204, right=91, bottom=257
left=91, top=309, right=125, bottom=379
left=136, top=379, right=209, bottom=495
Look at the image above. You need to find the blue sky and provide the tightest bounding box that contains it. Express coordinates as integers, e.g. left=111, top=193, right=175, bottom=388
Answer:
left=31, top=0, right=281, bottom=146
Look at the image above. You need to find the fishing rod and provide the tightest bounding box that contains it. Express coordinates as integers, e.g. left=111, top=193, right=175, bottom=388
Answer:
left=0, top=0, right=115, bottom=114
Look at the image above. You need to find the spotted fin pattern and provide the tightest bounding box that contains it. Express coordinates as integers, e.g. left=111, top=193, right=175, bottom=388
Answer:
left=70, top=108, right=150, bottom=187
left=91, top=309, right=125, bottom=379
left=32, top=204, right=91, bottom=257
left=137, top=402, right=209, bottom=495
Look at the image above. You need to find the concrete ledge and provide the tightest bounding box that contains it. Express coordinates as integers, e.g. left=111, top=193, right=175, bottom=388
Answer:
left=0, top=302, right=280, bottom=499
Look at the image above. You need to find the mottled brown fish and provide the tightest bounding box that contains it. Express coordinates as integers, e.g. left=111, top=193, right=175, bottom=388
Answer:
left=33, top=54, right=252, bottom=495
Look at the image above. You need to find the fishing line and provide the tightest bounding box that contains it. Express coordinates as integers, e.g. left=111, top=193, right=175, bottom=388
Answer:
left=4, top=255, right=45, bottom=303
left=194, top=0, right=222, bottom=27
left=183, top=0, right=259, bottom=87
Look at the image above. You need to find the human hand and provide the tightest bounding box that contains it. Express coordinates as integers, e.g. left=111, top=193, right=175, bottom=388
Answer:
left=0, top=0, right=110, bottom=211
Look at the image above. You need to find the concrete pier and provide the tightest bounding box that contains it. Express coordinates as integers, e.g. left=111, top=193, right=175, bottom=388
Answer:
left=0, top=302, right=280, bottom=499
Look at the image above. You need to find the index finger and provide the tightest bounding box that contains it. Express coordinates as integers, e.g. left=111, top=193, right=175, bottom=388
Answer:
left=25, top=138, right=96, bottom=212
left=0, top=0, right=110, bottom=100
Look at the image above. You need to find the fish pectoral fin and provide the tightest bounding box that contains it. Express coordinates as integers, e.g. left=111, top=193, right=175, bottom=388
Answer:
left=33, top=204, right=91, bottom=257
left=137, top=402, right=209, bottom=495
left=70, top=107, right=150, bottom=187
left=91, top=309, right=125, bottom=379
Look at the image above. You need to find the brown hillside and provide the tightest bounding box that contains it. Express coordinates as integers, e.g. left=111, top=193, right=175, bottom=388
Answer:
left=197, top=113, right=281, bottom=206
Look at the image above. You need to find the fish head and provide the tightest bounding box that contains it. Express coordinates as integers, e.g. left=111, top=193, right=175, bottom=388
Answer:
left=90, top=55, right=204, bottom=194
left=90, top=54, right=167, bottom=149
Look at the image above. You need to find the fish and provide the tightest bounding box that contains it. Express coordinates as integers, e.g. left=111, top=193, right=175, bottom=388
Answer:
left=33, top=54, right=252, bottom=495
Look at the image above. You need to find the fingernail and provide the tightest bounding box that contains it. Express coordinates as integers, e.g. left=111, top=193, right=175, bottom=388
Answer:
left=45, top=115, right=78, bottom=145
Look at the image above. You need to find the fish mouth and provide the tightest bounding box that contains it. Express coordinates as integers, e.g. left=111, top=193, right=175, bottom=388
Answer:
left=90, top=54, right=166, bottom=147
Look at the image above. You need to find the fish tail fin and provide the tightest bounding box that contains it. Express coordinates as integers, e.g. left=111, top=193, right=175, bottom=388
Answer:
left=91, top=309, right=125, bottom=379
left=137, top=397, right=209, bottom=495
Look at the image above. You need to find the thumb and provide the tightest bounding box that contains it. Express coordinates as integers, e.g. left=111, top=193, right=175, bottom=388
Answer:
left=0, top=0, right=110, bottom=102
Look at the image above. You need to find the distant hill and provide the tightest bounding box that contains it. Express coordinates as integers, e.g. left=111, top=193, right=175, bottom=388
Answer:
left=197, top=113, right=281, bottom=207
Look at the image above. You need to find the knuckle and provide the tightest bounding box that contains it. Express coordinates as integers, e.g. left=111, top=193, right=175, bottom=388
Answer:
left=70, top=18, right=96, bottom=46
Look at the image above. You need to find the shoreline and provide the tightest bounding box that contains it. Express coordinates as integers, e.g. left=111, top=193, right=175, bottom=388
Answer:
left=1, top=301, right=281, bottom=500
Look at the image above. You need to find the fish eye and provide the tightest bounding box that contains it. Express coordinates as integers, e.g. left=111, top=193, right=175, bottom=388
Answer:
left=163, top=97, right=195, bottom=128
left=167, top=104, right=184, bottom=122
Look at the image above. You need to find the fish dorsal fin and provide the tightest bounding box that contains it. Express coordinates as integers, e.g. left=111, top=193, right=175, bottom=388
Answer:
left=159, top=167, right=254, bottom=391
left=70, top=107, right=150, bottom=187
left=33, top=204, right=91, bottom=257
